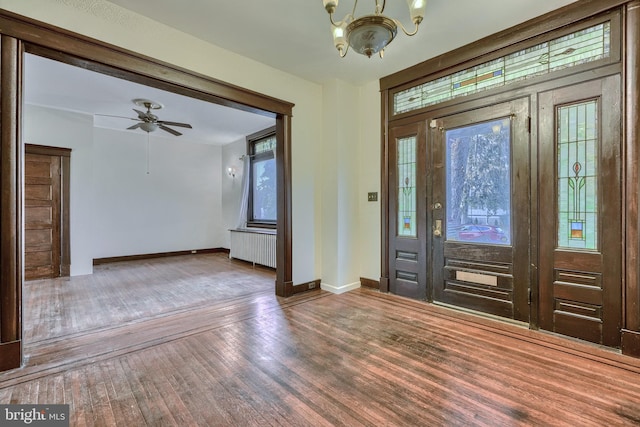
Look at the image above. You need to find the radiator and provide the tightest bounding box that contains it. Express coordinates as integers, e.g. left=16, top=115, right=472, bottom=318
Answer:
left=229, top=229, right=277, bottom=268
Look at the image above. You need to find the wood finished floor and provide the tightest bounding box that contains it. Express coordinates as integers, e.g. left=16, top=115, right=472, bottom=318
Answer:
left=2, top=253, right=640, bottom=426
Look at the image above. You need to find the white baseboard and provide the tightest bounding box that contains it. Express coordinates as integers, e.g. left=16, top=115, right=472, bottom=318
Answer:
left=320, top=281, right=361, bottom=294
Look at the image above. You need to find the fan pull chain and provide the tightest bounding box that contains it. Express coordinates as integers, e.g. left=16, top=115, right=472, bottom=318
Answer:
left=146, top=132, right=150, bottom=175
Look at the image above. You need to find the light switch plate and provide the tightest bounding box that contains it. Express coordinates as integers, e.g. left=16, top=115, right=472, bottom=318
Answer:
left=368, top=192, right=378, bottom=202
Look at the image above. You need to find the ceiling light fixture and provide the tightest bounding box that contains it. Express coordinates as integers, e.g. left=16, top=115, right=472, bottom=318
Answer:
left=322, top=0, right=427, bottom=58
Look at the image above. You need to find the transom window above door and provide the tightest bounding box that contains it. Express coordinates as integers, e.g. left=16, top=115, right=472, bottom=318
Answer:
left=393, top=21, right=611, bottom=116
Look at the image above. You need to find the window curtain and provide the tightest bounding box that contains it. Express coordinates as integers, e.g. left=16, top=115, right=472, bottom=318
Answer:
left=236, top=155, right=251, bottom=229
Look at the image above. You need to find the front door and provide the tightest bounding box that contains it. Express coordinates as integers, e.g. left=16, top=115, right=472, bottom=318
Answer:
left=431, top=99, right=531, bottom=322
left=538, top=76, right=622, bottom=346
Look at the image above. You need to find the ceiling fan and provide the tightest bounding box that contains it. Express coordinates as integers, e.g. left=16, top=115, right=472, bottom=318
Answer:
left=101, top=99, right=193, bottom=136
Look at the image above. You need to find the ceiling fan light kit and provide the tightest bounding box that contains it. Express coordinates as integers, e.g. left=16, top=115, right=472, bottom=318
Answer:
left=322, top=0, right=427, bottom=58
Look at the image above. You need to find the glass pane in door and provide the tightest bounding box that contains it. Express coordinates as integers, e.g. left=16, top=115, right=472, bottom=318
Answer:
left=557, top=100, right=598, bottom=250
left=397, top=136, right=417, bottom=237
left=445, top=118, right=511, bottom=244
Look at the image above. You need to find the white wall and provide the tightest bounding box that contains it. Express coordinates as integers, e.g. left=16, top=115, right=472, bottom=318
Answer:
left=92, top=127, right=222, bottom=258
left=357, top=81, right=382, bottom=282
left=24, top=104, right=226, bottom=275
left=3, top=0, right=382, bottom=290
left=321, top=79, right=361, bottom=293
left=23, top=105, right=95, bottom=276
left=221, top=138, right=246, bottom=248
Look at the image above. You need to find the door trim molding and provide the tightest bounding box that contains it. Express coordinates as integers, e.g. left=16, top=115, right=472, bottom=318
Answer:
left=624, top=0, right=640, bottom=336
left=0, top=34, right=21, bottom=370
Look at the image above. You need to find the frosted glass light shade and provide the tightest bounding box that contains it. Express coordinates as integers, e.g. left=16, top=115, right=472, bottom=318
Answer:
left=140, top=122, right=158, bottom=133
left=407, top=0, right=427, bottom=23
left=332, top=20, right=348, bottom=53
left=346, top=15, right=397, bottom=58
left=323, top=0, right=338, bottom=13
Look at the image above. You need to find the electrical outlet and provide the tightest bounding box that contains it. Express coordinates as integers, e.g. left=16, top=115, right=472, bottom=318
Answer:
left=308, top=282, right=316, bottom=289
left=368, top=192, right=378, bottom=202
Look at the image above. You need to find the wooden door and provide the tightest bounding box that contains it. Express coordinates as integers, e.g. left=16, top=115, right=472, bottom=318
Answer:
left=388, top=122, right=428, bottom=299
left=538, top=76, right=622, bottom=346
left=24, top=152, right=61, bottom=280
left=431, top=99, right=531, bottom=321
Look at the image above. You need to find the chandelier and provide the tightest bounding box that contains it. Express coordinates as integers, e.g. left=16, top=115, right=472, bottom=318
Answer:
left=322, top=0, right=427, bottom=58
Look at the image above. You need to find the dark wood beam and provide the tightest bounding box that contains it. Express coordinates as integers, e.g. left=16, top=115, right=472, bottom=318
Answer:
left=0, top=34, right=21, bottom=369
left=276, top=113, right=293, bottom=297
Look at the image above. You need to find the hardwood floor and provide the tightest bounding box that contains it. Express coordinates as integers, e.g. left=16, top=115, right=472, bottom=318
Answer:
left=2, top=253, right=640, bottom=426
left=23, top=253, right=274, bottom=343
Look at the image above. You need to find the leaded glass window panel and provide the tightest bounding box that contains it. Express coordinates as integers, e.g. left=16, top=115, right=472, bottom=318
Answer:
left=393, top=22, right=610, bottom=115
left=397, top=136, right=417, bottom=237
left=445, top=118, right=511, bottom=245
left=254, top=136, right=276, bottom=154
left=557, top=100, right=598, bottom=250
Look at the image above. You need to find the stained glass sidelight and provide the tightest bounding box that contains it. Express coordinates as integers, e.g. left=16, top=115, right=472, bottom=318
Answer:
left=397, top=136, right=417, bottom=237
left=445, top=118, right=511, bottom=245
left=557, top=100, right=598, bottom=249
left=394, top=22, right=610, bottom=115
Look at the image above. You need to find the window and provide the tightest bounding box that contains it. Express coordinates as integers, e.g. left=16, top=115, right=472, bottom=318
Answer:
left=557, top=99, right=598, bottom=250
left=393, top=21, right=611, bottom=115
left=247, top=127, right=277, bottom=227
left=397, top=135, right=417, bottom=237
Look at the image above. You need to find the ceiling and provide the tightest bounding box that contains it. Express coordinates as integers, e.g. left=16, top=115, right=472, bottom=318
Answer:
left=106, top=0, right=578, bottom=85
left=23, top=54, right=276, bottom=145
left=23, top=0, right=578, bottom=144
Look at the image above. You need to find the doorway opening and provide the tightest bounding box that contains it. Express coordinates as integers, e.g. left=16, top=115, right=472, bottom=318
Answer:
left=21, top=52, right=284, bottom=348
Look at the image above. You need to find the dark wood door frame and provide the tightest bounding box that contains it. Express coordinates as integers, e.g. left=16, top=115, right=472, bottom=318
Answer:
left=379, top=0, right=640, bottom=357
left=0, top=9, right=294, bottom=371
left=24, top=144, right=71, bottom=278
left=623, top=0, right=640, bottom=356
left=0, top=34, right=21, bottom=371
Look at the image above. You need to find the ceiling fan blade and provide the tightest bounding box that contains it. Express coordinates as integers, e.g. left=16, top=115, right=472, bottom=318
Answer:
left=159, top=124, right=182, bottom=136
left=127, top=123, right=143, bottom=130
left=133, top=108, right=150, bottom=120
left=158, top=120, right=192, bottom=129
left=94, top=113, right=139, bottom=121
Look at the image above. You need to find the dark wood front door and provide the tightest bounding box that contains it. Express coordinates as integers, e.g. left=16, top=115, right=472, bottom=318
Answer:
left=431, top=99, right=531, bottom=322
left=538, top=76, right=622, bottom=346
left=388, top=122, right=428, bottom=299
left=24, top=152, right=61, bottom=280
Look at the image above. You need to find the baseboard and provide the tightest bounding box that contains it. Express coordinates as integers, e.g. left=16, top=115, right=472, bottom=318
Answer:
left=360, top=277, right=380, bottom=289
left=93, top=248, right=229, bottom=265
left=321, top=280, right=361, bottom=294
left=622, top=329, right=640, bottom=358
left=0, top=340, right=21, bottom=371
left=379, top=276, right=389, bottom=293
left=292, top=279, right=321, bottom=294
